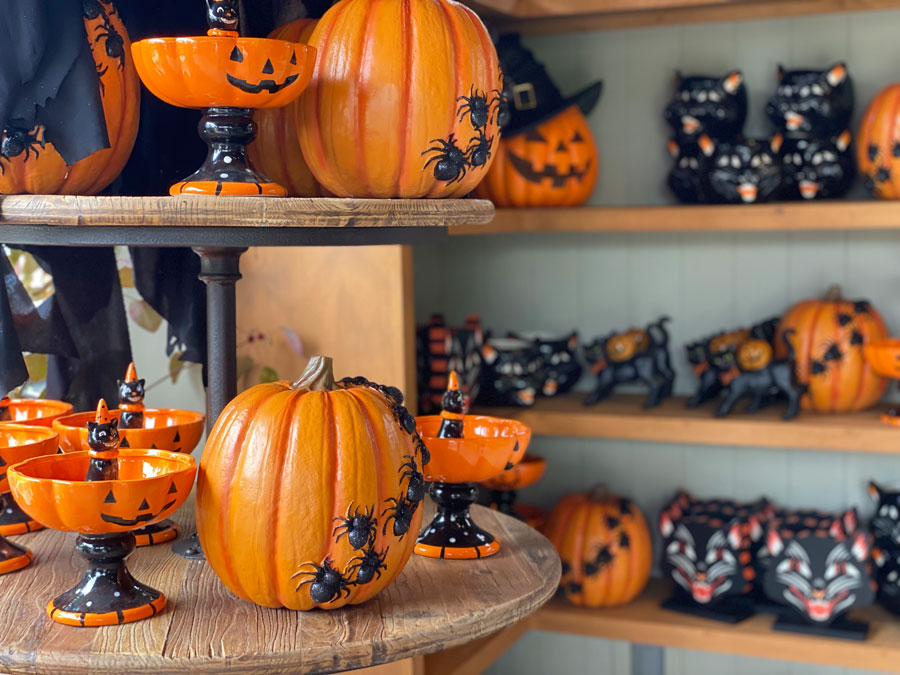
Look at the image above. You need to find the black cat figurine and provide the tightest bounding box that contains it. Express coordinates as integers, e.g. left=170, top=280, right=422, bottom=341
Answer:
left=664, top=71, right=747, bottom=142
left=707, top=134, right=784, bottom=204
left=117, top=361, right=146, bottom=430
left=583, top=317, right=674, bottom=409
left=510, top=331, right=582, bottom=397
left=476, top=337, right=542, bottom=407
left=780, top=131, right=854, bottom=200
left=666, top=135, right=715, bottom=204
left=85, top=399, right=120, bottom=482
left=766, top=63, right=853, bottom=137
left=872, top=547, right=900, bottom=616
left=868, top=481, right=900, bottom=551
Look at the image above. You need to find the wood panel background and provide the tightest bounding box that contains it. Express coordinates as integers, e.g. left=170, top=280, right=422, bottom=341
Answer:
left=414, top=8, right=900, bottom=675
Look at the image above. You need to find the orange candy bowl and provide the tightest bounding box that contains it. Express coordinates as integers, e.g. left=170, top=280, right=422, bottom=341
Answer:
left=53, top=408, right=204, bottom=455
left=8, top=449, right=196, bottom=627
left=3, top=399, right=73, bottom=428
left=0, top=424, right=60, bottom=536
left=481, top=454, right=547, bottom=491
left=864, top=339, right=900, bottom=426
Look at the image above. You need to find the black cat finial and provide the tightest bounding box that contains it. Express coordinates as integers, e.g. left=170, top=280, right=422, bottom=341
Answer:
left=0, top=395, right=10, bottom=422
left=85, top=399, right=120, bottom=482
left=437, top=371, right=465, bottom=440
left=206, top=0, right=239, bottom=33
left=117, top=362, right=146, bottom=430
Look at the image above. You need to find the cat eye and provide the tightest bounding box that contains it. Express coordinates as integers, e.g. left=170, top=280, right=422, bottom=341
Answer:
left=708, top=91, right=721, bottom=102
left=823, top=151, right=837, bottom=162
left=812, top=83, right=825, bottom=95
left=681, top=91, right=690, bottom=102
left=890, top=571, right=899, bottom=582
left=730, top=156, right=740, bottom=169
left=800, top=86, right=811, bottom=97
left=560, top=352, right=571, bottom=362
left=751, top=156, right=761, bottom=168
left=689, top=158, right=699, bottom=169
left=794, top=153, right=803, bottom=165
left=825, top=561, right=847, bottom=580
left=812, top=152, right=824, bottom=165
left=550, top=354, right=561, bottom=365
left=762, top=154, right=772, bottom=165
left=717, top=156, right=729, bottom=167
left=697, top=91, right=708, bottom=103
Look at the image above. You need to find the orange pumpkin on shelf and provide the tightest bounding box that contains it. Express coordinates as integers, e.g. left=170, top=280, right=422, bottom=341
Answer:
left=737, top=339, right=773, bottom=371
left=0, top=0, right=139, bottom=195
left=474, top=106, right=598, bottom=207
left=247, top=18, right=325, bottom=197
left=544, top=488, right=652, bottom=607
left=296, top=0, right=501, bottom=198
left=858, top=84, right=900, bottom=199
left=775, top=285, right=888, bottom=412
left=196, top=357, right=428, bottom=610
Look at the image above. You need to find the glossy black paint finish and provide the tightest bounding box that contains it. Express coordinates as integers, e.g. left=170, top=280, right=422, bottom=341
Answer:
left=477, top=338, right=543, bottom=408
left=765, top=64, right=854, bottom=137
left=707, top=137, right=784, bottom=204
left=416, top=482, right=497, bottom=556
left=664, top=71, right=747, bottom=142
left=780, top=133, right=854, bottom=201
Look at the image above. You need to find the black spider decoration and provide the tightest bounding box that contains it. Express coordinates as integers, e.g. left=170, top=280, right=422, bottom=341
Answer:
left=423, top=134, right=468, bottom=184
left=466, top=129, right=493, bottom=168
left=851, top=330, right=864, bottom=346
left=82, top=0, right=108, bottom=20
left=382, top=497, right=416, bottom=538
left=390, top=403, right=417, bottom=435
left=346, top=545, right=388, bottom=585
left=492, top=88, right=511, bottom=128
left=332, top=503, right=377, bottom=550
left=823, top=343, right=843, bottom=362
left=415, top=436, right=431, bottom=467
left=0, top=127, right=45, bottom=173
left=855, top=300, right=871, bottom=314
left=399, top=456, right=424, bottom=503
left=585, top=545, right=614, bottom=576
left=291, top=557, right=353, bottom=603
left=457, top=86, right=491, bottom=130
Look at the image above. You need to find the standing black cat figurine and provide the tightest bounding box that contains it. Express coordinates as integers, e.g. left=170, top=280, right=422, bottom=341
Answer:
left=665, top=71, right=747, bottom=142
left=85, top=399, right=119, bottom=482
left=869, top=481, right=900, bottom=551
left=117, top=362, right=146, bottom=430
left=476, top=337, right=542, bottom=407
left=766, top=63, right=853, bottom=137
left=707, top=134, right=784, bottom=204
left=780, top=131, right=854, bottom=200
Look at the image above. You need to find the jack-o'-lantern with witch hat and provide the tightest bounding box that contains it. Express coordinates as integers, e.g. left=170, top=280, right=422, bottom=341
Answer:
left=475, top=34, right=601, bottom=207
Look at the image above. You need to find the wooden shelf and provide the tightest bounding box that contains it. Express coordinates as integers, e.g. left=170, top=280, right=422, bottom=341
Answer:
left=472, top=393, right=900, bottom=453
left=0, top=499, right=559, bottom=674
left=535, top=579, right=900, bottom=673
left=452, top=202, right=900, bottom=235
left=468, top=0, right=900, bottom=35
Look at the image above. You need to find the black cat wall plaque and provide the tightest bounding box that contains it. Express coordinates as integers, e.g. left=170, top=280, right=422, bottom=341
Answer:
left=766, top=63, right=854, bottom=137
left=664, top=70, right=747, bottom=142
left=780, top=131, right=854, bottom=200
left=707, top=135, right=784, bottom=204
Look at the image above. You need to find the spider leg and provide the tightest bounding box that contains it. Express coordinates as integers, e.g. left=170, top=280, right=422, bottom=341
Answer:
left=290, top=562, right=321, bottom=578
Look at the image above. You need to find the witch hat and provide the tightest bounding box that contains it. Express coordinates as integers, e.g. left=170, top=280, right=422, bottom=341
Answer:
left=447, top=371, right=460, bottom=392
left=95, top=398, right=111, bottom=424
left=124, top=362, right=139, bottom=382
left=497, top=33, right=603, bottom=137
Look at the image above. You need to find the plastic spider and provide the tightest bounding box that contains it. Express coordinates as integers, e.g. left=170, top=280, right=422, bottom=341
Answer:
left=332, top=503, right=377, bottom=550
left=94, top=17, right=125, bottom=70
left=465, top=129, right=493, bottom=168
left=346, top=545, right=388, bottom=585
left=422, top=134, right=468, bottom=184
left=291, top=556, right=353, bottom=603
left=382, top=497, right=416, bottom=538
left=0, top=127, right=45, bottom=173
left=399, top=456, right=424, bottom=504
left=457, top=85, right=491, bottom=130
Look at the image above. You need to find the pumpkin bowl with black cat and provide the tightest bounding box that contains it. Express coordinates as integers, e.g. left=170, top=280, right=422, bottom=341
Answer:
left=0, top=397, right=73, bottom=428
left=415, top=372, right=531, bottom=559
left=9, top=400, right=197, bottom=627
left=480, top=454, right=546, bottom=527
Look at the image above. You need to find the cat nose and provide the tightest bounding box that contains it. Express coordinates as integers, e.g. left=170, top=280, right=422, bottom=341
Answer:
left=812, top=589, right=826, bottom=599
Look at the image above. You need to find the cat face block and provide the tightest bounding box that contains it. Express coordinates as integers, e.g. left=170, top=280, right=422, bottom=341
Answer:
left=664, top=71, right=747, bottom=141
left=781, top=132, right=854, bottom=200
left=869, top=481, right=900, bottom=550
left=766, top=63, right=853, bottom=136
left=667, top=135, right=715, bottom=204
left=707, top=135, right=784, bottom=204
left=511, top=331, right=582, bottom=397
left=764, top=528, right=874, bottom=625
left=872, top=548, right=900, bottom=615
left=86, top=419, right=119, bottom=454
left=476, top=338, right=542, bottom=407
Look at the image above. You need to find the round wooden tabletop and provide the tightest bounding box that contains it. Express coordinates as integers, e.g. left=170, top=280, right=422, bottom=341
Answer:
left=0, top=498, right=560, bottom=674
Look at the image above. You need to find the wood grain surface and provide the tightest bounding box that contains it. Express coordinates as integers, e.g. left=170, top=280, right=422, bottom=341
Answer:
left=0, top=196, right=494, bottom=229
left=0, top=499, right=559, bottom=674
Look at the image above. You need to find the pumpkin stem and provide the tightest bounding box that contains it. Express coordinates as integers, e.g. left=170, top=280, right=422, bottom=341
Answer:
left=292, top=356, right=336, bottom=391
left=824, top=284, right=843, bottom=302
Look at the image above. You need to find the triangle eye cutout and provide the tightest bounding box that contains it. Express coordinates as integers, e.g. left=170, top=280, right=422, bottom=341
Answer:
left=525, top=129, right=546, bottom=143
left=104, top=490, right=116, bottom=504
left=555, top=141, right=567, bottom=152
left=173, top=431, right=181, bottom=442
left=139, top=499, right=150, bottom=511
left=0, top=457, right=6, bottom=467
left=230, top=46, right=244, bottom=63
left=290, top=51, right=297, bottom=65
left=150, top=443, right=157, bottom=449
left=168, top=481, right=178, bottom=494
left=120, top=437, right=130, bottom=448
left=571, top=131, right=585, bottom=143
left=262, top=59, right=275, bottom=74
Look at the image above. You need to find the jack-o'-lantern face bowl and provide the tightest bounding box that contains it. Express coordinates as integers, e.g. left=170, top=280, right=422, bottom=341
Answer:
left=864, top=339, right=900, bottom=379
left=480, top=454, right=546, bottom=492
left=53, top=408, right=204, bottom=455
left=414, top=415, right=531, bottom=484
left=131, top=34, right=315, bottom=110
left=0, top=425, right=58, bottom=493
left=8, top=449, right=196, bottom=535
left=3, top=399, right=74, bottom=428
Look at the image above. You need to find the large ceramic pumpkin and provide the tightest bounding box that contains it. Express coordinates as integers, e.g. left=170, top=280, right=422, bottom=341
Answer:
left=196, top=357, right=427, bottom=610
left=247, top=19, right=324, bottom=197
left=296, top=0, right=502, bottom=198
left=474, top=106, right=598, bottom=207
left=544, top=488, right=651, bottom=607
left=775, top=285, right=888, bottom=412
left=0, top=0, right=140, bottom=195
left=858, top=84, right=900, bottom=199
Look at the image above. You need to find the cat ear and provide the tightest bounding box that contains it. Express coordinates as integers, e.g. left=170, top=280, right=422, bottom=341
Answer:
left=481, top=344, right=497, bottom=364
left=748, top=516, right=763, bottom=542
left=138, top=379, right=146, bottom=387
left=843, top=507, right=858, bottom=535
left=698, top=134, right=715, bottom=157
left=727, top=522, right=743, bottom=549
left=568, top=332, right=578, bottom=349
left=116, top=379, right=123, bottom=388
left=86, top=421, right=97, bottom=432
left=836, top=130, right=851, bottom=152
left=776, top=64, right=785, bottom=82
left=660, top=512, right=674, bottom=537
left=766, top=528, right=784, bottom=556
left=873, top=547, right=887, bottom=568
left=869, top=480, right=885, bottom=502
left=721, top=70, right=742, bottom=95
left=850, top=532, right=870, bottom=562
left=110, top=418, right=119, bottom=429
left=825, top=62, right=848, bottom=87
left=667, top=139, right=680, bottom=158
left=770, top=133, right=783, bottom=154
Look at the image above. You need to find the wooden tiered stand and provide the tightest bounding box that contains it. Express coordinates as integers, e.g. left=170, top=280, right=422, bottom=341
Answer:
left=0, top=195, right=561, bottom=675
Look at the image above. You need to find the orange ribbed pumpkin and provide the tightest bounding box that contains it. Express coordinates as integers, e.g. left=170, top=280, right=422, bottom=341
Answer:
left=775, top=285, right=888, bottom=412
left=196, top=357, right=426, bottom=610
left=858, top=84, right=900, bottom=199
left=0, top=0, right=139, bottom=195
left=474, top=106, right=598, bottom=207
left=247, top=19, right=324, bottom=197
left=296, top=0, right=501, bottom=198
left=544, top=489, right=651, bottom=607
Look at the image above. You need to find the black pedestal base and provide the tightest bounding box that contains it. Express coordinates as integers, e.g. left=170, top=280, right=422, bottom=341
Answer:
left=772, top=613, right=869, bottom=641
left=415, top=482, right=500, bottom=559
left=172, top=531, right=204, bottom=559
left=48, top=532, right=165, bottom=626
left=0, top=492, right=42, bottom=536
left=662, top=594, right=756, bottom=624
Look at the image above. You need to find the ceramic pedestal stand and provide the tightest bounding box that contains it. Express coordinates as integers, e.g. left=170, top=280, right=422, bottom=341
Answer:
left=480, top=454, right=547, bottom=530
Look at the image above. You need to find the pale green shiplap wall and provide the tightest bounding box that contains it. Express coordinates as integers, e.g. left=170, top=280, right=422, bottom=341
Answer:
left=414, top=9, right=900, bottom=675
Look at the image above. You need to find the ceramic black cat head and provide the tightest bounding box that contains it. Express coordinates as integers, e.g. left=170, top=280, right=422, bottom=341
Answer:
left=476, top=337, right=542, bottom=407
left=206, top=0, right=239, bottom=31
left=872, top=547, right=900, bottom=615
left=664, top=71, right=747, bottom=141
left=117, top=378, right=146, bottom=406
left=667, top=135, right=715, bottom=203
left=86, top=418, right=119, bottom=454
left=766, top=63, right=853, bottom=136
left=707, top=135, right=784, bottom=204
left=510, top=331, right=582, bottom=397
left=781, top=131, right=854, bottom=200
left=764, top=526, right=874, bottom=625
left=869, top=481, right=900, bottom=550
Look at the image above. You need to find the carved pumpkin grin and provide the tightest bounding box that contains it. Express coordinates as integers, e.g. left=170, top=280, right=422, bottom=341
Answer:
left=507, top=150, right=592, bottom=187
left=101, top=499, right=177, bottom=527
left=226, top=73, right=299, bottom=94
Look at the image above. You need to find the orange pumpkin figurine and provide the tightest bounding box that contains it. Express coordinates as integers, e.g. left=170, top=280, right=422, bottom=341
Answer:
left=131, top=0, right=316, bottom=196
left=414, top=371, right=531, bottom=559
left=8, top=399, right=196, bottom=627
